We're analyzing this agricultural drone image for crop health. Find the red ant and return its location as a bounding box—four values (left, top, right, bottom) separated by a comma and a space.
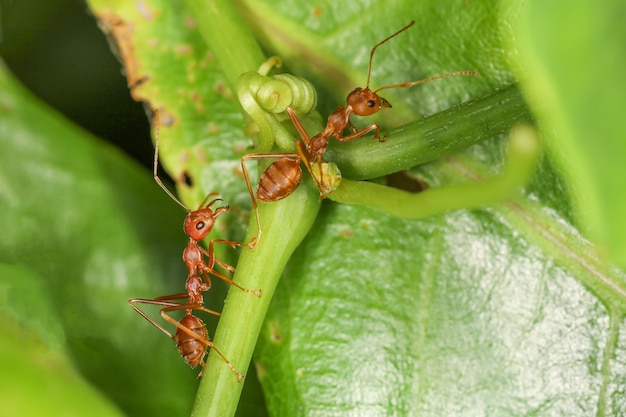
149, 111, 262, 295
242, 20, 479, 200
129, 110, 261, 381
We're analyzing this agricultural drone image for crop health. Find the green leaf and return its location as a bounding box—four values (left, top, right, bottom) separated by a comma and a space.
0, 264, 125, 417
0, 65, 209, 416
3, 0, 626, 416
506, 0, 626, 269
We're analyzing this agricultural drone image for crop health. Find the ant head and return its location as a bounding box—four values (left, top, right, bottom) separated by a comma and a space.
183, 203, 229, 241
347, 21, 415, 117
346, 87, 392, 117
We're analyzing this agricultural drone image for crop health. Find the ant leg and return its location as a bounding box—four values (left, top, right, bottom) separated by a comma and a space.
335, 123, 385, 142
205, 238, 239, 273
295, 140, 326, 198
238, 153, 268, 248
240, 153, 260, 213
346, 119, 358, 134
195, 243, 260, 296
285, 106, 312, 146
188, 238, 259, 295
129, 297, 221, 339
198, 262, 262, 297
155, 293, 222, 317
129, 298, 176, 338
160, 307, 244, 382
213, 257, 236, 274
285, 106, 333, 197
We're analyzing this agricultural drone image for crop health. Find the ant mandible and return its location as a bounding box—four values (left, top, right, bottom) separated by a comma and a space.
242, 20, 479, 201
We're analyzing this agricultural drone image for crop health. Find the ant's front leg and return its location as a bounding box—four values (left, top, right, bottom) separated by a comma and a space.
334, 123, 384, 143
346, 118, 358, 134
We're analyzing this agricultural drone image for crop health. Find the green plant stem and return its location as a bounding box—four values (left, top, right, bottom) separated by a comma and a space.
179, 2, 323, 416
328, 124, 541, 218
192, 183, 321, 417
325, 84, 532, 179
182, 0, 266, 92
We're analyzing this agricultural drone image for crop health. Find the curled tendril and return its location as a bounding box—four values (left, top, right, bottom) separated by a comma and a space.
237, 57, 318, 153
268, 74, 317, 115
257, 56, 283, 76
253, 78, 295, 114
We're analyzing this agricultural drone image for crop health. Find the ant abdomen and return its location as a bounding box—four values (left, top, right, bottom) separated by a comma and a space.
176, 314, 209, 368
257, 157, 302, 202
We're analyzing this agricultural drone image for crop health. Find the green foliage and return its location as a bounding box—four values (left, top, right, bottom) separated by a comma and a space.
507, 0, 626, 268
1, 0, 625, 417
0, 66, 199, 416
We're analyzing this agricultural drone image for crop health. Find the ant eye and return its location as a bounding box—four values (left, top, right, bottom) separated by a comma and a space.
196, 221, 205, 230
367, 100, 376, 108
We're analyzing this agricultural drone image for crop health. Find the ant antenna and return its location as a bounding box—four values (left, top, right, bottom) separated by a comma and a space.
365, 21, 416, 88
364, 21, 479, 93
374, 71, 480, 93
152, 109, 190, 212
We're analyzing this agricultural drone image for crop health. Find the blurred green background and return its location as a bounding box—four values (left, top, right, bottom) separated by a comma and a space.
0, 0, 151, 167
2, 0, 626, 416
